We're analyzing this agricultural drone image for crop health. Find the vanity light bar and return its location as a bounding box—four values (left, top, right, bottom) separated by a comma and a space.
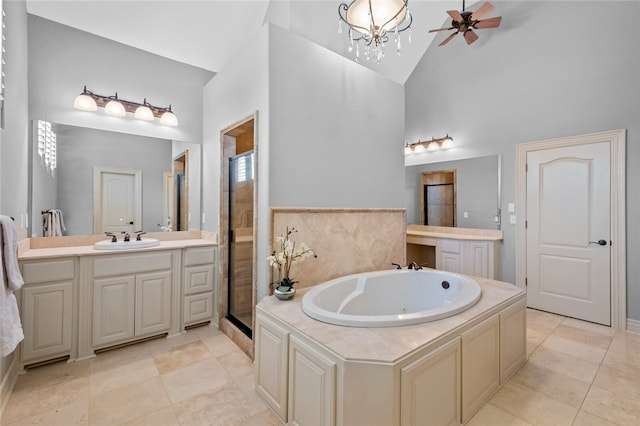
404, 134, 453, 155
73, 86, 178, 126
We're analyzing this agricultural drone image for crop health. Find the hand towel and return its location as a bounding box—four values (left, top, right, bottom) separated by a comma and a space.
0, 215, 24, 291
0, 215, 25, 356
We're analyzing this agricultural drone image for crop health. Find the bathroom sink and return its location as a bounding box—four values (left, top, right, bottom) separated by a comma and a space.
94, 238, 160, 250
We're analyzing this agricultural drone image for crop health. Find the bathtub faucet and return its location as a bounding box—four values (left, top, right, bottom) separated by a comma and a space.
408, 262, 423, 270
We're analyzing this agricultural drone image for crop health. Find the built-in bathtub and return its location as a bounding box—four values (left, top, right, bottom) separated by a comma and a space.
255, 272, 527, 425
302, 269, 481, 327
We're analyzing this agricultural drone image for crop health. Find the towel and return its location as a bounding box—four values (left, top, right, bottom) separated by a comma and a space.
0, 215, 25, 356
42, 209, 66, 237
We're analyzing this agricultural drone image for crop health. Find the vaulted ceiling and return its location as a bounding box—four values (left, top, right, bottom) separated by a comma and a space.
25, 0, 468, 84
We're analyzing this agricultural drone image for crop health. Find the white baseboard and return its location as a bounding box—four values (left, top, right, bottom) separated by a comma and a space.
626, 318, 640, 335
0, 357, 19, 414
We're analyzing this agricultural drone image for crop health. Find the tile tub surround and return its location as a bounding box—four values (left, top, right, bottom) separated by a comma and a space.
2, 310, 640, 424
270, 208, 407, 291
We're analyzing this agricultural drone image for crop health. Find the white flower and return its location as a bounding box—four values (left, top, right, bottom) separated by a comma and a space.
268, 227, 317, 288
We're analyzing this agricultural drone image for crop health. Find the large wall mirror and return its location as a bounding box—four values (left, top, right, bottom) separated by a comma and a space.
405, 155, 501, 230
29, 121, 202, 237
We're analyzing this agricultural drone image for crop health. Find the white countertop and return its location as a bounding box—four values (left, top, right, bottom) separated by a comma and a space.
19, 238, 216, 260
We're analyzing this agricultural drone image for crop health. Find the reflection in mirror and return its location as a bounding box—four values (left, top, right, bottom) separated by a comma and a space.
405, 155, 501, 230
29, 122, 201, 237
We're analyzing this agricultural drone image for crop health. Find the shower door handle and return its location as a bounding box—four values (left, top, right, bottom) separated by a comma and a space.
589, 239, 607, 246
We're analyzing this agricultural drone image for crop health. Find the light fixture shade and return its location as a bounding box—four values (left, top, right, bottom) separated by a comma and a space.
160, 110, 178, 126
105, 100, 126, 117
73, 94, 97, 111
427, 141, 440, 151
135, 105, 154, 121
404, 145, 413, 155
346, 0, 408, 35
413, 144, 426, 154
441, 137, 454, 149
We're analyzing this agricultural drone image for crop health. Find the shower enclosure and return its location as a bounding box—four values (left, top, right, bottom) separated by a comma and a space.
227, 151, 254, 337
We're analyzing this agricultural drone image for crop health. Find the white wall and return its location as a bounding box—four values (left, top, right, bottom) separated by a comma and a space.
405, 1, 640, 319
172, 140, 202, 231
28, 15, 213, 144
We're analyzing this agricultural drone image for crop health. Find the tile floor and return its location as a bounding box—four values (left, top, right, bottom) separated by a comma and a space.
1, 309, 639, 425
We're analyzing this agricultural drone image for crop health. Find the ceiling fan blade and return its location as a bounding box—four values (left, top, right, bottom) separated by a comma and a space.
471, 2, 495, 20
429, 27, 454, 33
439, 31, 459, 47
474, 16, 502, 29
464, 29, 479, 45
447, 10, 463, 22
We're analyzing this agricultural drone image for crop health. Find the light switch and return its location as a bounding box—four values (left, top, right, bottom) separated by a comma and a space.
508, 203, 516, 213
463, 211, 469, 218
509, 215, 517, 225
202, 213, 206, 224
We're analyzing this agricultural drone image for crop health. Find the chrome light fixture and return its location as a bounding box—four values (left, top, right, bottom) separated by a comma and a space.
73, 86, 178, 126
405, 134, 454, 155
338, 0, 412, 63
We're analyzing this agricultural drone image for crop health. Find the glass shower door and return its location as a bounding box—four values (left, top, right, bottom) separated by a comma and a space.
227, 151, 254, 337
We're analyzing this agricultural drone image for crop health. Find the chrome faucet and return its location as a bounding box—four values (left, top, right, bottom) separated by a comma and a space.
123, 232, 130, 242
135, 231, 146, 241
408, 261, 423, 270
105, 232, 117, 243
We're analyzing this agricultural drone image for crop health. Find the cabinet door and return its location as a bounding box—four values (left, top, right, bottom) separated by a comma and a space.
440, 252, 462, 273
461, 314, 500, 423
183, 264, 214, 295
289, 335, 336, 426
183, 293, 213, 325
21, 282, 72, 362
93, 276, 135, 347
439, 239, 462, 273
401, 338, 461, 426
462, 241, 492, 278
135, 271, 172, 336
255, 315, 290, 422
500, 300, 527, 383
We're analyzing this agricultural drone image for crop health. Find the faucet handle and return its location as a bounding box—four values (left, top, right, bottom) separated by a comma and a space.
135, 231, 146, 241
105, 232, 117, 242
392, 263, 402, 270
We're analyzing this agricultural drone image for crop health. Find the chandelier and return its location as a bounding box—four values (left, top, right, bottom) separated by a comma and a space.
338, 0, 412, 63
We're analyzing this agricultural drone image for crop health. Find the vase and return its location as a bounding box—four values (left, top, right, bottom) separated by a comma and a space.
274, 287, 296, 300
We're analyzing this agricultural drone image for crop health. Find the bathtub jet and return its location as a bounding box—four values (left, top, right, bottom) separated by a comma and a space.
301, 269, 481, 327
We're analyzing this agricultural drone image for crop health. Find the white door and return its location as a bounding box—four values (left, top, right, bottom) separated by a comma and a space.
94, 167, 141, 234
526, 142, 611, 325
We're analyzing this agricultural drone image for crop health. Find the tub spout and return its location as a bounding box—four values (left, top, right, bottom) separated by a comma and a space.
408, 262, 423, 270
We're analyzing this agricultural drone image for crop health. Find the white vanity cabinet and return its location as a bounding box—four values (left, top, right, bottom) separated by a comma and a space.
438, 239, 462, 273
19, 258, 76, 364
182, 246, 215, 326
90, 250, 179, 349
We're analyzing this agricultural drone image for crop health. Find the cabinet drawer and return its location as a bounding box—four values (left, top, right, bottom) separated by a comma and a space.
184, 265, 214, 295
94, 251, 173, 277
22, 259, 74, 284
184, 247, 215, 266
440, 239, 460, 254
184, 293, 213, 324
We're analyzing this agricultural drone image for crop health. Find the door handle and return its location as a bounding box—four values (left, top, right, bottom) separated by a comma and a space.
589, 239, 607, 246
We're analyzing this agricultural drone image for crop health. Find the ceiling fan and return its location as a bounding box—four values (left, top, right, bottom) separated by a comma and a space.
429, 0, 502, 47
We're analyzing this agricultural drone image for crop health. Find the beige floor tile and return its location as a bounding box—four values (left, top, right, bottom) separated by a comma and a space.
153, 340, 213, 374
592, 365, 640, 400
507, 361, 590, 408
581, 385, 640, 425
88, 377, 171, 425
191, 323, 224, 340
217, 347, 254, 379
233, 408, 285, 426
89, 341, 152, 374
3, 399, 89, 426
488, 382, 578, 426
119, 406, 180, 426
602, 349, 640, 377
173, 383, 268, 426
466, 403, 532, 426
528, 346, 600, 384
89, 357, 158, 396
145, 330, 202, 357
572, 410, 620, 426
540, 334, 607, 364
202, 333, 244, 358
608, 333, 640, 356
2, 375, 89, 424
160, 358, 231, 404
526, 309, 565, 334
14, 359, 90, 390
562, 317, 616, 337
551, 324, 613, 350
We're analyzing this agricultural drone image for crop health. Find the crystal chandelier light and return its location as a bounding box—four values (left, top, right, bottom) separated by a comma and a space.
338, 0, 412, 63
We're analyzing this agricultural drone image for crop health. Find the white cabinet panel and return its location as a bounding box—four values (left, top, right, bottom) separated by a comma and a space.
183, 293, 213, 324
255, 315, 290, 422
401, 338, 461, 426
461, 314, 500, 423
135, 271, 172, 336
93, 276, 135, 347
183, 265, 214, 295
500, 300, 527, 383
289, 336, 336, 426
21, 282, 73, 362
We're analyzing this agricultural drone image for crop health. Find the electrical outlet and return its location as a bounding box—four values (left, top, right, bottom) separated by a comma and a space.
508, 203, 516, 213
463, 211, 468, 218
509, 215, 517, 225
